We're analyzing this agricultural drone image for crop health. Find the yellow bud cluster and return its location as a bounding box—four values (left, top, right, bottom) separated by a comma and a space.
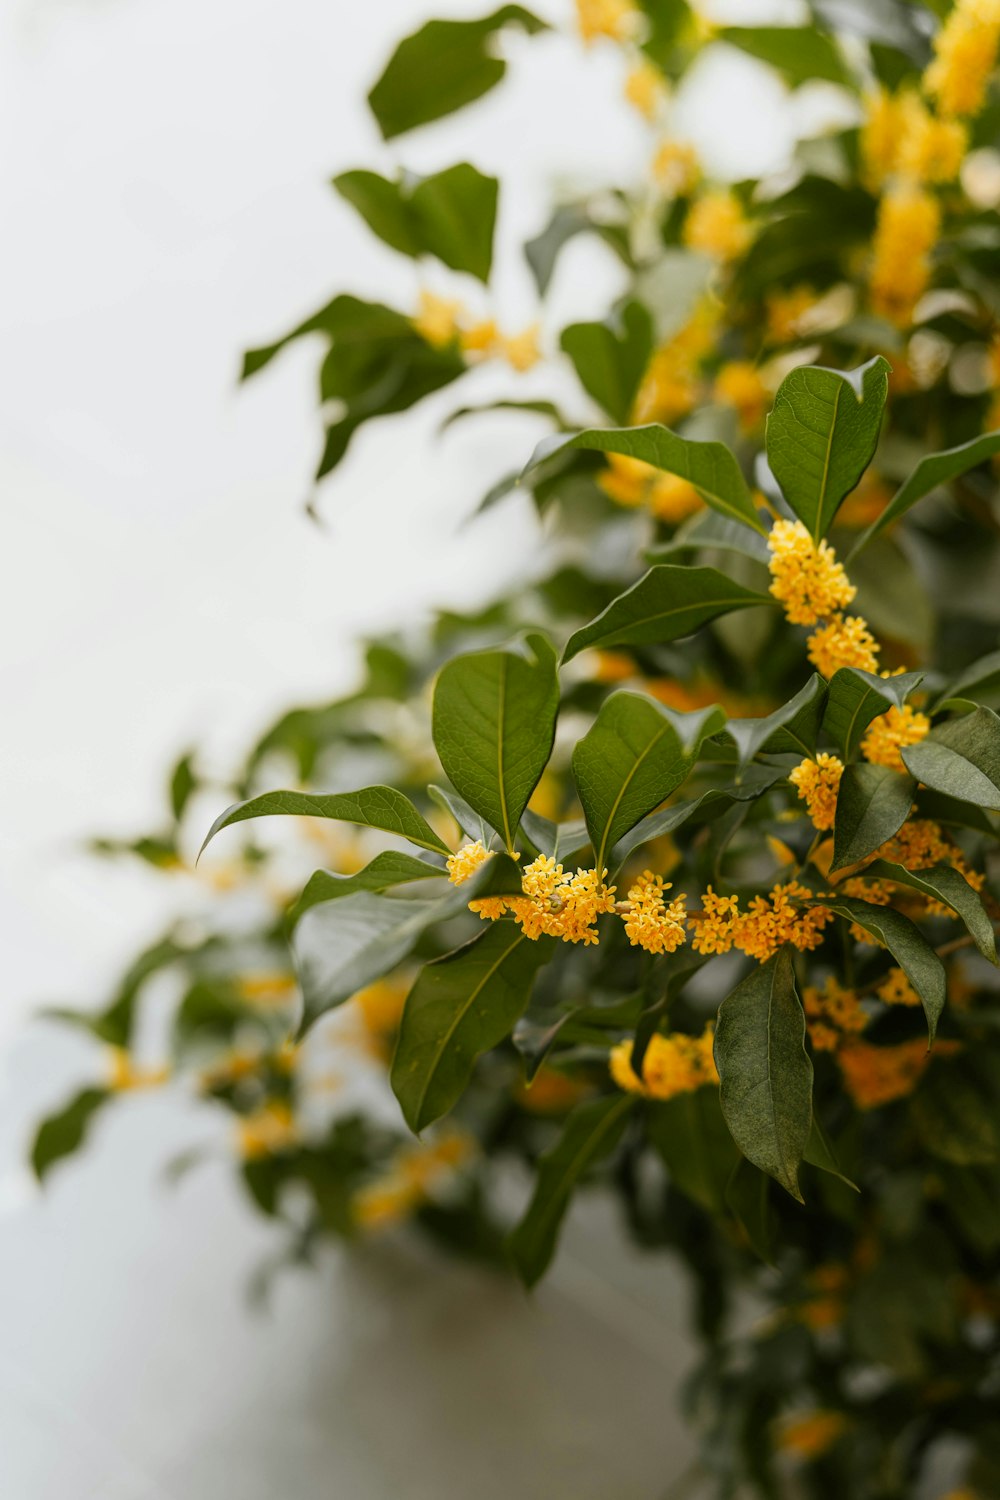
806, 615, 881, 678
803, 977, 868, 1052
789, 754, 844, 832
869, 186, 941, 327
862, 88, 968, 188
447, 839, 492, 884
623, 871, 688, 954
924, 0, 1000, 118
690, 880, 833, 963
767, 519, 857, 627
860, 703, 931, 771
631, 303, 718, 425
876, 966, 921, 1008
412, 292, 540, 370
765, 285, 818, 345
838, 1037, 945, 1109
352, 1130, 473, 1231
107, 1046, 170, 1093
609, 1023, 718, 1100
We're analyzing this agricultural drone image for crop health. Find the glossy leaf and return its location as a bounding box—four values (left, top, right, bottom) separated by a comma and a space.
560, 303, 654, 424
391, 922, 555, 1132
523, 424, 765, 532
367, 5, 548, 140
865, 859, 998, 964
831, 763, 915, 872
609, 768, 785, 869
823, 667, 924, 756
562, 566, 773, 663
821, 897, 947, 1040
334, 163, 499, 282
765, 356, 890, 541
200, 785, 451, 860
647, 1087, 741, 1215
851, 429, 1000, 557
572, 692, 722, 869
902, 706, 1000, 811
32, 1088, 110, 1182
432, 634, 559, 852
726, 675, 826, 767
714, 948, 813, 1201
290, 852, 447, 925
506, 1093, 635, 1286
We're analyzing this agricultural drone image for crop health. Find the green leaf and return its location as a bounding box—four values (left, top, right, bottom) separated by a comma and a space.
912, 1056, 1000, 1164
714, 948, 813, 1201
725, 1157, 775, 1264
200, 785, 451, 860
562, 566, 773, 663
518, 809, 591, 862
506, 1093, 635, 1286
765, 356, 890, 541
560, 303, 654, 424
367, 6, 548, 140
289, 852, 447, 925
864, 859, 998, 964
935, 648, 1000, 709
391, 922, 555, 1132
32, 1088, 110, 1181
719, 26, 850, 85
168, 750, 198, 824
821, 896, 947, 1041
572, 692, 722, 869
432, 633, 559, 853
850, 429, 1000, 556
647, 1088, 741, 1215
823, 667, 924, 756
293, 890, 464, 1032
902, 706, 1000, 811
428, 783, 492, 846
609, 768, 785, 868
523, 424, 766, 533
524, 202, 631, 296
831, 764, 916, 872
803, 1115, 859, 1192
334, 164, 499, 282
725, 675, 826, 767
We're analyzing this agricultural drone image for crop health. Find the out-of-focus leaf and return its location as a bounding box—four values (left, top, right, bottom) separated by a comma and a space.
32, 1089, 110, 1181
334, 163, 498, 282
718, 25, 850, 85
563, 566, 773, 662
851, 430, 1000, 556
200, 785, 452, 859
525, 201, 631, 295
560, 303, 654, 425
647, 1087, 741, 1215
290, 852, 447, 925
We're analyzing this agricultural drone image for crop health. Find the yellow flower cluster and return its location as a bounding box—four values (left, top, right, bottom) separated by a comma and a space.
877, 966, 921, 1008
860, 703, 931, 771
789, 754, 844, 832
597, 452, 704, 523
869, 186, 941, 326
807, 614, 881, 678
837, 1037, 940, 1109
610, 1023, 718, 1099
651, 139, 700, 195
803, 977, 868, 1052
776, 1410, 848, 1460
412, 291, 540, 370
236, 1099, 298, 1160
517, 858, 617, 943
861, 88, 968, 187
623, 871, 688, 953
682, 191, 752, 262
575, 0, 638, 44
690, 881, 833, 962
767, 519, 857, 626
352, 1131, 472, 1231
447, 838, 492, 884
925, 0, 1000, 117
713, 360, 769, 431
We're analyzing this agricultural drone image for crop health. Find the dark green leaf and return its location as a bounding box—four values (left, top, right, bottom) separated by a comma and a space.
391, 922, 555, 1132
726, 675, 826, 766
433, 633, 559, 852
367, 6, 548, 140
562, 566, 773, 663
560, 303, 654, 425
428, 783, 492, 845
851, 429, 1000, 556
821, 896, 946, 1040
803, 1115, 859, 1191
200, 785, 451, 860
32, 1088, 110, 1181
506, 1093, 635, 1286
523, 424, 765, 533
864, 859, 998, 964
609, 768, 785, 868
831, 763, 915, 871
572, 692, 722, 869
765, 357, 890, 541
334, 163, 499, 282
524, 202, 631, 296
902, 706, 1000, 811
289, 852, 447, 925
912, 1056, 1000, 1163
714, 948, 813, 1200
936, 648, 1000, 709
168, 751, 198, 824
647, 1087, 741, 1215
823, 667, 924, 755
725, 1157, 776, 1263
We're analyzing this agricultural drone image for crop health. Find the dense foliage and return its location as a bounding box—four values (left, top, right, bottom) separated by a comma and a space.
38, 1, 1000, 1494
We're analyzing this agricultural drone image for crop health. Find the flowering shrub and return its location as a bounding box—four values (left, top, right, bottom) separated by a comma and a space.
36, 1, 1000, 1493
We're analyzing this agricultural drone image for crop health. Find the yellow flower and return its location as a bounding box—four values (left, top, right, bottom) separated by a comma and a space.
690, 881, 832, 962
474, 855, 616, 944
625, 59, 666, 120
648, 472, 704, 523
713, 360, 768, 431
352, 1131, 473, 1230
598, 451, 655, 508
107, 1047, 169, 1092
924, 0, 1000, 117
869, 186, 941, 327
765, 285, 818, 344
861, 703, 930, 771
651, 139, 700, 195
777, 1410, 848, 1460
412, 289, 462, 348
447, 839, 492, 884
803, 976, 868, 1051
690, 885, 741, 955
631, 304, 717, 423
683, 191, 752, 262
459, 318, 499, 357
236, 1100, 298, 1160
235, 972, 298, 1007
877, 966, 921, 1008
838, 1037, 948, 1109
575, 0, 638, 43
807, 615, 880, 678
623, 871, 688, 953
610, 1024, 718, 1100
896, 94, 968, 183
789, 753, 844, 832
768, 519, 857, 626
860, 87, 902, 189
